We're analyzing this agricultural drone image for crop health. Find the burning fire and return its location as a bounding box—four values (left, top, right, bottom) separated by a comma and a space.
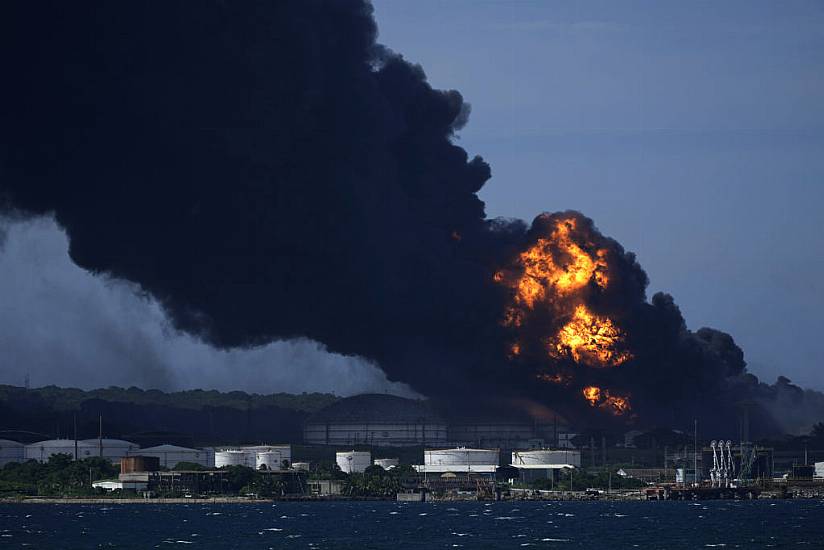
501, 217, 610, 310
582, 386, 631, 416
550, 305, 630, 367
496, 213, 634, 414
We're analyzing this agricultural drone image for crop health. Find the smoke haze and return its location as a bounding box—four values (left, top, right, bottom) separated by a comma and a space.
0, 216, 415, 397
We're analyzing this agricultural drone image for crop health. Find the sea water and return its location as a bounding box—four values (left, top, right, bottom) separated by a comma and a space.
1, 500, 823, 548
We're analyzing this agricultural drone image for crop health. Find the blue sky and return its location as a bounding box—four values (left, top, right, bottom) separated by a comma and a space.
373, 0, 824, 389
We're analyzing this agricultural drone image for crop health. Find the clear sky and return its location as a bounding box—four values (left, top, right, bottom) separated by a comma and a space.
371, 0, 824, 390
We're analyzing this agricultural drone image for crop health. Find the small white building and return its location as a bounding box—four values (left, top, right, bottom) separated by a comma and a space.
292, 462, 310, 472
815, 461, 824, 479
93, 479, 147, 491
0, 440, 24, 467
336, 451, 371, 473
129, 445, 214, 469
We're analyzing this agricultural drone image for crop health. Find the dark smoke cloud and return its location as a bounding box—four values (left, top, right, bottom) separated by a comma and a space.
0, 216, 414, 396
1, 0, 821, 435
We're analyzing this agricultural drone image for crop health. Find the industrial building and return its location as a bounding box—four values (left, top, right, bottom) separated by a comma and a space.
0, 439, 24, 467
336, 450, 371, 473
304, 394, 447, 447
128, 444, 214, 469
414, 447, 500, 475
816, 462, 824, 478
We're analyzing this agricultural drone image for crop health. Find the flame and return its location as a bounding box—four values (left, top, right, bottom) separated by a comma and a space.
538, 373, 570, 385
550, 305, 630, 367
582, 386, 631, 415
511, 217, 609, 309
603, 395, 631, 415
582, 386, 601, 405
495, 213, 635, 418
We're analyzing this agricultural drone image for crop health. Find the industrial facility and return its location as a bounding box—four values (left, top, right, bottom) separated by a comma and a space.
303, 394, 575, 449
303, 394, 447, 447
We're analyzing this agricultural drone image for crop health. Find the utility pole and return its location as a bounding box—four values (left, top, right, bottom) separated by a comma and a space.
73, 414, 78, 461
694, 419, 698, 487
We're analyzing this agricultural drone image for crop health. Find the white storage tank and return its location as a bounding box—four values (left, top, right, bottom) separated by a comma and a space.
244, 445, 291, 468
425, 448, 500, 467
373, 458, 399, 470
336, 450, 371, 473
130, 445, 213, 469
255, 451, 284, 470
80, 439, 140, 462
511, 449, 581, 468
215, 449, 255, 468
0, 440, 24, 467
24, 439, 97, 462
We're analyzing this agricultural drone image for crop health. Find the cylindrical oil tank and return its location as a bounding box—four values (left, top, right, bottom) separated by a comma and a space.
425, 448, 500, 467
80, 439, 140, 462
244, 445, 291, 467
24, 439, 97, 462
511, 449, 581, 467
255, 451, 283, 470
0, 440, 24, 467
215, 449, 255, 468
373, 458, 399, 470
336, 451, 371, 473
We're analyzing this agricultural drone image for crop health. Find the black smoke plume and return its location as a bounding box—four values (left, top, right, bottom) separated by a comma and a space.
0, 0, 819, 437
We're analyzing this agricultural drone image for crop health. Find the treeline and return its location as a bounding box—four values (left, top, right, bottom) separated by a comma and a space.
0, 385, 339, 446
0, 455, 118, 497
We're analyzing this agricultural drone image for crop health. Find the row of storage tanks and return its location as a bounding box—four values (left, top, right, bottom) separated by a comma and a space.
335, 448, 582, 474
0, 439, 292, 470
2, 438, 580, 474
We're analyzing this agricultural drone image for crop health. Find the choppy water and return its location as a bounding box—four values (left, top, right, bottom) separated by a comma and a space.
1, 500, 823, 549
